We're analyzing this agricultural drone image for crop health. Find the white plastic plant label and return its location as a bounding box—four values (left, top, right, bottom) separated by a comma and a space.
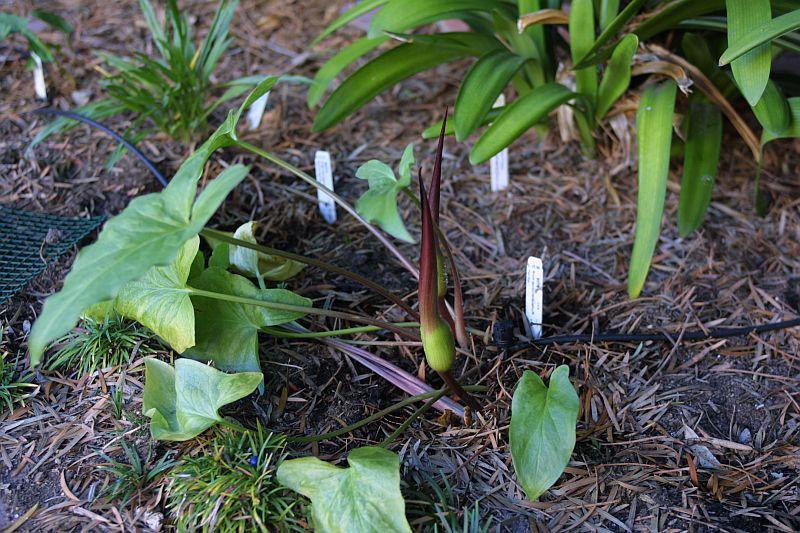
246, 91, 270, 130
525, 256, 543, 339
32, 52, 47, 100
490, 94, 509, 192
314, 150, 337, 224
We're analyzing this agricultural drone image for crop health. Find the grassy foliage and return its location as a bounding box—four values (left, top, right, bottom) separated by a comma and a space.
98, 440, 178, 504
32, 0, 264, 148
47, 315, 156, 376
167, 425, 304, 532
0, 351, 36, 414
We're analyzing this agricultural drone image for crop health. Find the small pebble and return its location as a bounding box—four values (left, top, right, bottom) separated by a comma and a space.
739, 428, 752, 444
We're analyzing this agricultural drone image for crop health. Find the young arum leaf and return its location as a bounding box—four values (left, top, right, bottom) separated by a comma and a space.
28, 77, 277, 366
277, 446, 411, 533
510, 366, 579, 501
761, 96, 800, 145
725, 0, 772, 106
719, 8, 800, 66
308, 36, 388, 108
367, 0, 508, 39
143, 357, 262, 441
569, 0, 598, 109
312, 38, 480, 132
225, 222, 305, 281
355, 143, 416, 243
470, 83, 577, 164
596, 34, 638, 120
114, 236, 199, 353
186, 267, 311, 374
312, 0, 388, 45
454, 50, 527, 141
628, 80, 677, 298
678, 94, 723, 237
752, 80, 791, 135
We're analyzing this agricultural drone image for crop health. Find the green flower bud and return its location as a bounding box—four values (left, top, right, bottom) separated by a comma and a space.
420, 319, 454, 373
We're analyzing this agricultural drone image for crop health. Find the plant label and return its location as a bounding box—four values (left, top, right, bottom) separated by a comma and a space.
32, 52, 47, 101
490, 94, 509, 192
314, 150, 337, 224
525, 256, 543, 339
246, 91, 270, 130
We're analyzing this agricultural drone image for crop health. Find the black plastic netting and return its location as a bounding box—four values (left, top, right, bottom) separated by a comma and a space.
0, 206, 105, 306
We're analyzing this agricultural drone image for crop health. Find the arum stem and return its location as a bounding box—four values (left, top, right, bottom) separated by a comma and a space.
186, 286, 418, 340
234, 140, 419, 278
439, 371, 481, 412
378, 389, 446, 448
261, 322, 419, 339
200, 228, 418, 320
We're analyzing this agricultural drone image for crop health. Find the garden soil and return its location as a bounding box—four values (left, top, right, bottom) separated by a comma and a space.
1, 0, 798, 531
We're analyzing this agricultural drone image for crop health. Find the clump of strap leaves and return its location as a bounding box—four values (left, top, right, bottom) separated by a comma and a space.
29, 78, 580, 529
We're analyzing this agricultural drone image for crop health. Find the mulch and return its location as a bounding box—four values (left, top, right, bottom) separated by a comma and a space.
1, 0, 799, 531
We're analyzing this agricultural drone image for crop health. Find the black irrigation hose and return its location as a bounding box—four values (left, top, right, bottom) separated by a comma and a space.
33, 110, 800, 351
504, 316, 800, 351
32, 108, 169, 188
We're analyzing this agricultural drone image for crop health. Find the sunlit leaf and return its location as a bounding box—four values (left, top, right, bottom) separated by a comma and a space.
569, 0, 598, 109
28, 77, 278, 365
678, 94, 723, 236
143, 358, 262, 441
312, 0, 388, 45
114, 237, 199, 353
510, 366, 579, 501
277, 446, 412, 533
628, 81, 677, 298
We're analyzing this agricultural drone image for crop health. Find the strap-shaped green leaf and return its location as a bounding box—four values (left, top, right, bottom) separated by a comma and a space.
725, 0, 772, 106
470, 83, 577, 164
312, 0, 388, 45
628, 81, 677, 298
596, 34, 638, 120
635, 0, 725, 41
761, 96, 800, 144
368, 0, 507, 38
454, 50, 526, 140
753, 80, 791, 134
678, 94, 723, 237
599, 0, 620, 30
510, 366, 579, 501
312, 40, 472, 132
143, 358, 262, 441
277, 447, 412, 533
573, 0, 647, 68
720, 8, 800, 65
569, 0, 598, 108
308, 36, 388, 108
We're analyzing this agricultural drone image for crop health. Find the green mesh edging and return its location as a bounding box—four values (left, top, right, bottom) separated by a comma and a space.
0, 206, 105, 306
